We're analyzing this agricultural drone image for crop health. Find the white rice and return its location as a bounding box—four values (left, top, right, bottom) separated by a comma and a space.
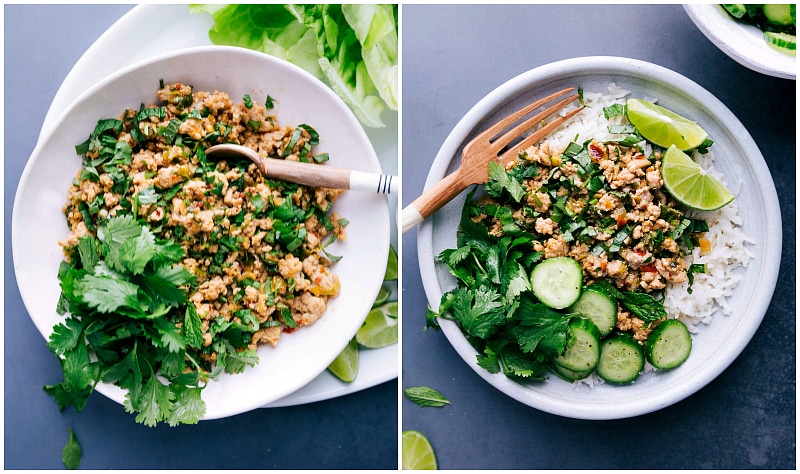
534, 84, 754, 386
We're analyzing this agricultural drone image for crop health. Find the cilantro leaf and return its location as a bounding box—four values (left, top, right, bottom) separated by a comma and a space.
47, 318, 83, 356
447, 286, 506, 339
167, 386, 206, 426
76, 274, 142, 313
486, 160, 525, 202
221, 349, 259, 374
131, 370, 175, 427
117, 226, 157, 274
512, 295, 573, 357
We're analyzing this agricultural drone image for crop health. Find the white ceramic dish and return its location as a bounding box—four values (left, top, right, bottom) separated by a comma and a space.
684, 4, 795, 80
36, 4, 398, 408
417, 56, 781, 420
13, 45, 390, 420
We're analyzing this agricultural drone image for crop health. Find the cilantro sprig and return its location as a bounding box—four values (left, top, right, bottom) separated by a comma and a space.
46, 215, 210, 426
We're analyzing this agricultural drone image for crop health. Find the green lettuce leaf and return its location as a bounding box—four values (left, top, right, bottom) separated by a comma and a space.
190, 4, 398, 128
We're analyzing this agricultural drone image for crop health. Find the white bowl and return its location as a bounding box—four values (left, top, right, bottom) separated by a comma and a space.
417, 56, 781, 420
12, 45, 390, 420
684, 4, 796, 80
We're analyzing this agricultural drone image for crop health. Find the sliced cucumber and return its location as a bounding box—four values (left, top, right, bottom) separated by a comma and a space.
530, 257, 583, 309
596, 333, 644, 384
764, 31, 797, 55
553, 318, 601, 373
567, 289, 617, 337
722, 4, 747, 19
763, 4, 793, 25
645, 319, 692, 370
550, 362, 593, 382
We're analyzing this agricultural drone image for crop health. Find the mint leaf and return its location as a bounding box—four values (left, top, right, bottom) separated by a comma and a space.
62, 428, 82, 470
183, 304, 204, 349
403, 386, 451, 407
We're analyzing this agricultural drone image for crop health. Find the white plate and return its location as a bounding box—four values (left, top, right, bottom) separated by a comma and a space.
37, 4, 398, 408
14, 45, 390, 420
417, 56, 781, 420
684, 4, 796, 80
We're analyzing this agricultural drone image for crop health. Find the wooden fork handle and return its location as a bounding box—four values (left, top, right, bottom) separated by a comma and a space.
256, 157, 398, 195
401, 167, 472, 234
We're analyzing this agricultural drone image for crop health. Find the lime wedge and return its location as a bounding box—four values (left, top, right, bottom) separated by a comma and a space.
661, 145, 734, 211
356, 302, 398, 348
402, 430, 437, 470
626, 98, 709, 151
384, 245, 398, 281
327, 336, 359, 383
373, 284, 392, 308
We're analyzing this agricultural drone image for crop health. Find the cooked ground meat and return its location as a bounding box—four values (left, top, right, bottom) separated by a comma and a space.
471, 140, 693, 339
59, 82, 346, 369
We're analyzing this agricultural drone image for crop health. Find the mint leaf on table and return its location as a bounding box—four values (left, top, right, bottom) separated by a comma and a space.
403, 386, 451, 408
62, 428, 82, 470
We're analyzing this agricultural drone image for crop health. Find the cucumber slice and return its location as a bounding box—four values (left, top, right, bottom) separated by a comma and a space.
764, 31, 797, 55
530, 257, 583, 309
763, 4, 793, 25
596, 333, 644, 384
567, 289, 617, 337
553, 318, 601, 373
645, 319, 692, 370
550, 362, 593, 382
722, 4, 747, 19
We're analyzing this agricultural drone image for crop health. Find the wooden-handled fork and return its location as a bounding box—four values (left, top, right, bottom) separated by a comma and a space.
401, 87, 584, 234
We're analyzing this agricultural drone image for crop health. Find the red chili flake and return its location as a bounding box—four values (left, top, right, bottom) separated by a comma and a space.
641, 264, 657, 273
588, 143, 606, 162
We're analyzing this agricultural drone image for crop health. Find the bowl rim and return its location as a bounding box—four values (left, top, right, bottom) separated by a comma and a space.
12, 44, 390, 419
683, 4, 796, 80
417, 55, 781, 420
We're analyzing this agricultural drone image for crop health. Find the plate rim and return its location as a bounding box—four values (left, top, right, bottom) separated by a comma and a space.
13, 44, 391, 420
33, 3, 398, 409
417, 55, 781, 420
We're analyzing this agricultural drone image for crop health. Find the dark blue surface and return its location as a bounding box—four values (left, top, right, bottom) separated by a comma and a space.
4, 5, 397, 470
401, 4, 795, 470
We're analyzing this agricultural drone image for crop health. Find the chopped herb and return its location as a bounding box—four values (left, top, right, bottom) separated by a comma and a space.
403, 386, 451, 407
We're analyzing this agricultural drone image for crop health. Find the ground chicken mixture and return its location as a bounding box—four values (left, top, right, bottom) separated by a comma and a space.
470, 140, 692, 341
59, 82, 346, 368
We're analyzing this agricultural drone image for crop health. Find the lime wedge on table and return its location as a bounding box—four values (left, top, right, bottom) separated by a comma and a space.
626, 98, 708, 151
661, 145, 734, 211
327, 336, 359, 383
402, 430, 437, 470
384, 245, 398, 281
356, 302, 398, 348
